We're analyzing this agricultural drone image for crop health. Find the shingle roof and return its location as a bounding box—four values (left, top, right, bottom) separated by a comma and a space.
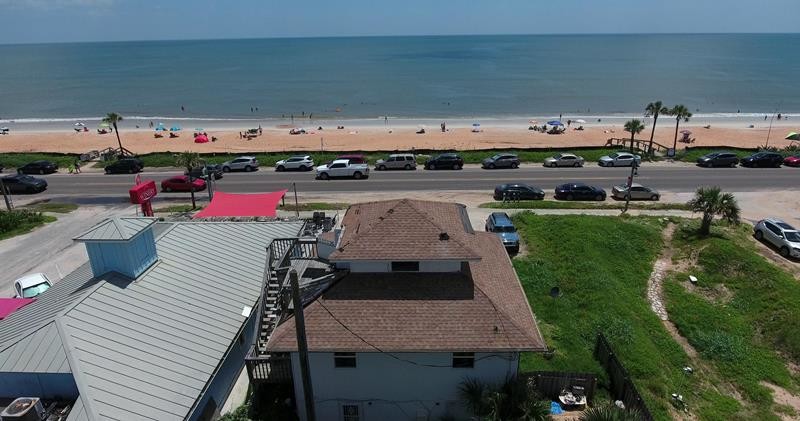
74, 217, 158, 242
0, 220, 305, 421
329, 199, 480, 261
268, 201, 545, 353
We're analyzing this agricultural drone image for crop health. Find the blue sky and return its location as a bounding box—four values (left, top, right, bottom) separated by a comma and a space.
1, 0, 798, 44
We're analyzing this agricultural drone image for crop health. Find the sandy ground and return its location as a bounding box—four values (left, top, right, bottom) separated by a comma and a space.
1, 123, 797, 154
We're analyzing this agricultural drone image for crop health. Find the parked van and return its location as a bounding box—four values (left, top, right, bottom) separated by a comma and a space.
375, 154, 417, 170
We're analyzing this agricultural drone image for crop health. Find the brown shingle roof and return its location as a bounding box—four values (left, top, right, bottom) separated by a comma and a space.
329, 199, 480, 261
267, 200, 546, 353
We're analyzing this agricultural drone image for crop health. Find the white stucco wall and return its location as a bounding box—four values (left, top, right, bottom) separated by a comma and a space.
340, 260, 462, 273
291, 351, 519, 421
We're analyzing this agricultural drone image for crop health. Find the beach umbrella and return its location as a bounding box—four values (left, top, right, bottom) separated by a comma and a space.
98, 122, 110, 128
155, 126, 166, 131
574, 119, 586, 124
170, 125, 182, 131
681, 130, 692, 135
529, 120, 538, 124
548, 120, 564, 126
74, 122, 85, 127
786, 132, 799, 141
195, 128, 204, 131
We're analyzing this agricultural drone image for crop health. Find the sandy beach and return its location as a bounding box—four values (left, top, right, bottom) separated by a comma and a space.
0, 120, 797, 154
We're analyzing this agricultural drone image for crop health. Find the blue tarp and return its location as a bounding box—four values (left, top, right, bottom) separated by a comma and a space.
548, 120, 564, 126
550, 401, 564, 415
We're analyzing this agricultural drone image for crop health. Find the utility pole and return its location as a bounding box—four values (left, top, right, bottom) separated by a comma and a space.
766, 109, 778, 148
293, 182, 300, 218
290, 269, 316, 421
623, 160, 639, 213
0, 179, 11, 211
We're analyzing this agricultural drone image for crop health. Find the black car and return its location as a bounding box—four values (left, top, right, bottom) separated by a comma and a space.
105, 158, 143, 174
482, 154, 520, 169
494, 183, 545, 200
425, 153, 464, 170
0, 174, 47, 194
554, 183, 606, 201
740, 152, 783, 168
18, 160, 58, 175
696, 152, 739, 168
187, 164, 224, 180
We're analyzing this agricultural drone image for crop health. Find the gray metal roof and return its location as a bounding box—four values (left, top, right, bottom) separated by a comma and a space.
0, 220, 303, 421
66, 395, 89, 421
74, 217, 157, 242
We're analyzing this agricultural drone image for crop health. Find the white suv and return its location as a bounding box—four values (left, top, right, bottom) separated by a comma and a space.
275, 155, 314, 172
222, 156, 259, 172
754, 218, 800, 258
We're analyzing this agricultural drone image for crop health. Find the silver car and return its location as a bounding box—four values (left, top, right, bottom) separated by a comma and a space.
222, 156, 259, 172
754, 218, 800, 258
543, 153, 584, 167
375, 154, 416, 170
611, 183, 660, 200
598, 152, 641, 167
275, 155, 314, 171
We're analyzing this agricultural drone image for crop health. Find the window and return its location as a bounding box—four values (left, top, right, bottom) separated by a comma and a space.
766, 223, 781, 235
334, 352, 357, 368
453, 352, 475, 368
342, 404, 360, 421
391, 261, 419, 272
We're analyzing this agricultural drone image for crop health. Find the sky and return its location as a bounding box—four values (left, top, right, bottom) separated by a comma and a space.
1, 0, 799, 44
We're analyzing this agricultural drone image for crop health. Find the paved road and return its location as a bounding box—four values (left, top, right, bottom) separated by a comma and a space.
17, 164, 800, 198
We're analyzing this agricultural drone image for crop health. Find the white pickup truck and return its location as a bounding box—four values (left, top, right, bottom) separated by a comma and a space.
315, 159, 370, 180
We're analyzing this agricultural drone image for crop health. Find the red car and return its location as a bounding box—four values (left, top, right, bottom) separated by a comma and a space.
161, 176, 206, 192
783, 155, 800, 167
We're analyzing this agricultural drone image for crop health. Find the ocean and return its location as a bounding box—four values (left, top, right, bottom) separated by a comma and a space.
1, 33, 798, 126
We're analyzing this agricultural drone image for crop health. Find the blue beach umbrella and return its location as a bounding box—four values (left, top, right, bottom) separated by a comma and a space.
170, 125, 182, 131
548, 120, 564, 126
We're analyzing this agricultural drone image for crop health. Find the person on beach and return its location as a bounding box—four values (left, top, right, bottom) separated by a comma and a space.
181, 106, 185, 112
74, 160, 81, 174
778, 113, 782, 120
567, 119, 572, 128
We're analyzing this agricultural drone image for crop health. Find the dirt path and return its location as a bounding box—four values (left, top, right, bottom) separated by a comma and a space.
761, 382, 800, 420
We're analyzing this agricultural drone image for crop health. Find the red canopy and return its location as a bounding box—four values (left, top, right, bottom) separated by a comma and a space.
194, 190, 287, 218
194, 134, 209, 143
0, 298, 34, 319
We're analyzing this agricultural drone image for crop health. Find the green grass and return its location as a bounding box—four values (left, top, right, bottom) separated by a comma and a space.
0, 210, 56, 240
512, 214, 687, 420
133, 147, 630, 167
481, 201, 691, 211
662, 221, 800, 417
152, 204, 204, 213
23, 201, 78, 213
278, 202, 347, 212
0, 153, 81, 169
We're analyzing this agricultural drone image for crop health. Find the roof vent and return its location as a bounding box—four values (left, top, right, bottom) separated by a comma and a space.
439, 232, 449, 241
387, 208, 394, 214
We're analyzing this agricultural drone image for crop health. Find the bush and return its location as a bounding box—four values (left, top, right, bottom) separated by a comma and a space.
0, 209, 53, 240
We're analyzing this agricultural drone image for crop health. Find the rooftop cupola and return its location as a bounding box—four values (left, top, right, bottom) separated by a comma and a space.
74, 217, 159, 278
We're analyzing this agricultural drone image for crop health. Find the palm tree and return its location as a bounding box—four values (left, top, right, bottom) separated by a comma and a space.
175, 151, 202, 209
102, 112, 124, 154
687, 186, 740, 236
458, 377, 551, 421
644, 101, 669, 157
669, 105, 693, 152
579, 405, 643, 421
623, 119, 645, 152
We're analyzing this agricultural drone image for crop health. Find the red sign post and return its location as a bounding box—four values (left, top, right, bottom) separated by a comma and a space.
129, 180, 157, 217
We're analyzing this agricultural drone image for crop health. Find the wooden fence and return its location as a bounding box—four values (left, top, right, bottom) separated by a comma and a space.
594, 334, 654, 420
523, 371, 597, 403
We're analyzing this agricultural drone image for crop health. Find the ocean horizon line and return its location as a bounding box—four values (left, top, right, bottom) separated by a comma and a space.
1, 31, 798, 47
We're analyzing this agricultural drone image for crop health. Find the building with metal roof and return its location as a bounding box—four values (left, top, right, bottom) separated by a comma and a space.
0, 218, 304, 421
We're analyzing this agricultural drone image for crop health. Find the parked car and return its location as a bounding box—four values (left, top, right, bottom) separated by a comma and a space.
482, 154, 520, 169
598, 152, 641, 167
315, 159, 370, 180
754, 218, 800, 258
485, 212, 520, 253
611, 183, 660, 201
425, 153, 464, 170
0, 164, 4, 173
543, 153, 584, 167
105, 158, 143, 174
696, 152, 739, 167
276, 155, 314, 172
493, 184, 545, 201
18, 160, 58, 175
187, 164, 224, 180
375, 154, 416, 170
14, 273, 52, 298
335, 154, 367, 164
221, 156, 259, 172
554, 183, 606, 201
783, 155, 800, 167
161, 175, 207, 192
0, 174, 47, 194
740, 152, 783, 168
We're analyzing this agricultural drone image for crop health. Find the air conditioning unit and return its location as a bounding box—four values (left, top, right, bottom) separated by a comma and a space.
0, 397, 45, 421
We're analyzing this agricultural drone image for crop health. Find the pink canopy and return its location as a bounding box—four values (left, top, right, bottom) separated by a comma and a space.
193, 190, 287, 218
194, 134, 209, 143
0, 298, 34, 319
